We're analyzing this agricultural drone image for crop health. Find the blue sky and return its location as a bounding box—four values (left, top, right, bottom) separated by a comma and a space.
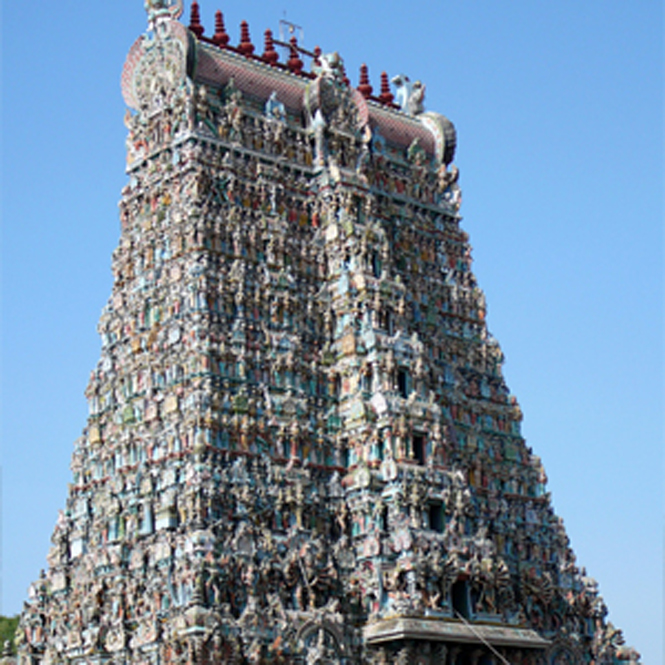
1, 0, 662, 660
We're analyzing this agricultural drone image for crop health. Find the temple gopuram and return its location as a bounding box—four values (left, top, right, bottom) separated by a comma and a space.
15, 2, 641, 663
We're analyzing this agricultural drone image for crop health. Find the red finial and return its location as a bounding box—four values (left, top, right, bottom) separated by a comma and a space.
379, 71, 394, 105
212, 10, 229, 47
262, 29, 279, 65
188, 1, 204, 38
358, 63, 373, 99
340, 62, 350, 87
313, 46, 322, 68
287, 36, 303, 75
238, 20, 255, 56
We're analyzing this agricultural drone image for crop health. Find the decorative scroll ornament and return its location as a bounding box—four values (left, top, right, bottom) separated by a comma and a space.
297, 622, 345, 664
419, 112, 457, 166
121, 20, 195, 112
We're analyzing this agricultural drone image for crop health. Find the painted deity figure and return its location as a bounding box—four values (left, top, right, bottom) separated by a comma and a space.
264, 91, 286, 122
312, 52, 345, 82
391, 74, 426, 115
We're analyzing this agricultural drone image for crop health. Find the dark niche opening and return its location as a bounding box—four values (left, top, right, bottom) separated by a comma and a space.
413, 434, 425, 465
397, 368, 409, 398
451, 579, 471, 620
428, 502, 444, 533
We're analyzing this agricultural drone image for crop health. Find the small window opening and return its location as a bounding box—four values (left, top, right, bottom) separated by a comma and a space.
362, 367, 373, 393
333, 374, 342, 399
428, 502, 444, 533
380, 307, 394, 334
371, 252, 382, 277
380, 505, 389, 532
342, 439, 350, 468
452, 580, 471, 619
397, 369, 409, 398
413, 434, 425, 465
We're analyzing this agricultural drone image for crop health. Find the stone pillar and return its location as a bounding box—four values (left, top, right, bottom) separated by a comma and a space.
470, 648, 484, 665
449, 646, 462, 665
433, 643, 449, 664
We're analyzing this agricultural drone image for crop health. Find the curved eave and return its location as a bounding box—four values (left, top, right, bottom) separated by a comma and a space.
364, 617, 551, 649
367, 100, 437, 155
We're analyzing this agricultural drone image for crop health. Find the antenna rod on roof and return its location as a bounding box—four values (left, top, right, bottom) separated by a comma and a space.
279, 18, 304, 46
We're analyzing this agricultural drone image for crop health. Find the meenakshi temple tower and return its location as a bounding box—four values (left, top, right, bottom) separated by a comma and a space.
15, 1, 640, 663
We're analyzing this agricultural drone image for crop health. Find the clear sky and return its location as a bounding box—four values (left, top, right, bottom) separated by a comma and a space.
1, 0, 662, 661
